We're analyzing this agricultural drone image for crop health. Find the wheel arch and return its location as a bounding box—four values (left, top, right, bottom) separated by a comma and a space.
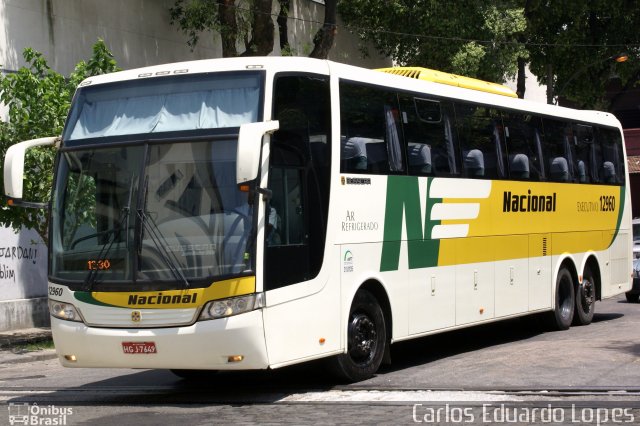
582, 253, 603, 301
357, 279, 393, 363
555, 254, 579, 293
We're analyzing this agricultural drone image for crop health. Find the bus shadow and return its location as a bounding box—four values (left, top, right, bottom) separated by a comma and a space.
379, 315, 547, 375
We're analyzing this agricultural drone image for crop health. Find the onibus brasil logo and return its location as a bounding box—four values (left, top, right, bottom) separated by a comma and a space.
8, 403, 73, 425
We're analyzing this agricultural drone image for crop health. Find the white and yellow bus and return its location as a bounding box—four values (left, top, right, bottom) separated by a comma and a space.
4, 57, 632, 382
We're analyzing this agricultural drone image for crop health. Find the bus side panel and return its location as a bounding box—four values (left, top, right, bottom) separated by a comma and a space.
408, 265, 455, 335
494, 235, 529, 317
528, 234, 552, 311
455, 238, 495, 325
262, 249, 341, 368
604, 230, 632, 297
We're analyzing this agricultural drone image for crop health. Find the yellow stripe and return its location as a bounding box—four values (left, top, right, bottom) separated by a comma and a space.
437, 181, 621, 266
90, 276, 256, 309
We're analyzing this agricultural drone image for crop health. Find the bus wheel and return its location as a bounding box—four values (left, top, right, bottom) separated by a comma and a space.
170, 369, 218, 380
573, 266, 596, 325
329, 289, 386, 382
548, 267, 575, 330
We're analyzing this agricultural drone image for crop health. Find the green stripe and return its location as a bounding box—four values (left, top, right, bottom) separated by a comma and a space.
380, 176, 440, 272
609, 185, 626, 248
74, 291, 118, 308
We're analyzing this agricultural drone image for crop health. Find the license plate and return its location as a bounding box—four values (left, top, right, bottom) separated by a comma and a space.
122, 341, 157, 354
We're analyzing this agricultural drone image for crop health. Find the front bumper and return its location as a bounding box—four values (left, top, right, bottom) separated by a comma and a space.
51, 310, 269, 370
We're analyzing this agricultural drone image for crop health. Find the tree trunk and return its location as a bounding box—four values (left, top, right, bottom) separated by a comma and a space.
516, 57, 526, 99
241, 0, 274, 56
277, 0, 291, 52
309, 0, 337, 59
218, 0, 238, 57
546, 63, 554, 104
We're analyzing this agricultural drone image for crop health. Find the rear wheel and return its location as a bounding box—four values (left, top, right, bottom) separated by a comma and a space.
329, 289, 386, 382
573, 266, 596, 325
548, 267, 575, 330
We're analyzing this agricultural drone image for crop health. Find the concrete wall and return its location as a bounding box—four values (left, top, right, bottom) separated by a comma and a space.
0, 0, 389, 75
0, 227, 48, 331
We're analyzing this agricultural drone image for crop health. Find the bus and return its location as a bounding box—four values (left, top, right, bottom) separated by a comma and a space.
4, 57, 632, 382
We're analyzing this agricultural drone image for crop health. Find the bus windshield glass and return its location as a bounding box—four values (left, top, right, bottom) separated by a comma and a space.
63, 72, 261, 143
51, 139, 255, 286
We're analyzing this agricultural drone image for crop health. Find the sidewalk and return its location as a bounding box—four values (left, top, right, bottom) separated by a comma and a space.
0, 327, 57, 364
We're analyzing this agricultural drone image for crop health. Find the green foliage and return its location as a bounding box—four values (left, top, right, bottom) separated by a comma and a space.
338, 0, 527, 83
169, 0, 263, 57
526, 0, 640, 109
0, 39, 119, 244
339, 0, 640, 109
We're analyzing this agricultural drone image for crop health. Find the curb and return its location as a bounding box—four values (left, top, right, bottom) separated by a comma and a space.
0, 349, 58, 365
0, 327, 56, 365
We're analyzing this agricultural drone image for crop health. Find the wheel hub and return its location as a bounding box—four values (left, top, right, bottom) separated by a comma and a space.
580, 278, 595, 311
348, 313, 377, 362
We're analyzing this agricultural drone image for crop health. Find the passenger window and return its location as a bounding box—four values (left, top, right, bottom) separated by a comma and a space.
541, 119, 573, 182
503, 113, 544, 181
572, 124, 598, 183
399, 96, 459, 176
598, 127, 625, 185
456, 104, 506, 179
340, 82, 404, 174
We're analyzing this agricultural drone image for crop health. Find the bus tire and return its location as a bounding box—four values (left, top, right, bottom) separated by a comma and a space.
329, 289, 386, 382
170, 369, 218, 380
548, 267, 575, 331
573, 266, 596, 325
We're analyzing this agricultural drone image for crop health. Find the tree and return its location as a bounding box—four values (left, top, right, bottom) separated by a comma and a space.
338, 0, 527, 85
170, 0, 274, 57
0, 40, 119, 244
525, 0, 640, 109
170, 0, 338, 59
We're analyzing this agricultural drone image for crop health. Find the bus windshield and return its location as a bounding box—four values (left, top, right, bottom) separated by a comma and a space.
63, 72, 261, 143
51, 139, 255, 286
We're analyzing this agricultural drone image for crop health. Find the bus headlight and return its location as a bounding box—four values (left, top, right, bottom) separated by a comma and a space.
199, 293, 263, 321
49, 300, 83, 322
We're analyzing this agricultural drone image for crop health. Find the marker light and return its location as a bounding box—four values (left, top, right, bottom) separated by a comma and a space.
49, 300, 83, 323
228, 355, 244, 363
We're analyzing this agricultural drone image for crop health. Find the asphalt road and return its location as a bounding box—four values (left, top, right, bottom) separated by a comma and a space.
1, 294, 639, 425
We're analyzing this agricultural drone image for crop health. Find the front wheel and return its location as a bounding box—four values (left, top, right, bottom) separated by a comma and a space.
328, 289, 386, 382
547, 267, 575, 330
573, 266, 596, 325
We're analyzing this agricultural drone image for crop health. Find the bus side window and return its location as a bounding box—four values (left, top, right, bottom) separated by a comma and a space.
399, 96, 459, 176
339, 82, 405, 174
573, 124, 596, 183
598, 127, 625, 185
456, 103, 506, 179
541, 118, 572, 182
503, 113, 544, 181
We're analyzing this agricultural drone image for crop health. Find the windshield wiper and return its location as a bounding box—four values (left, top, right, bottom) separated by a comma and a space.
137, 209, 190, 288
83, 206, 129, 291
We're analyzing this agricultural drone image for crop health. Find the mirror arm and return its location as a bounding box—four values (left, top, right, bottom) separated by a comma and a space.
257, 187, 272, 202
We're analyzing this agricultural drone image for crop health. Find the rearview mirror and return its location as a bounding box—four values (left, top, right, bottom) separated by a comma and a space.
4, 136, 60, 208
236, 121, 279, 185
